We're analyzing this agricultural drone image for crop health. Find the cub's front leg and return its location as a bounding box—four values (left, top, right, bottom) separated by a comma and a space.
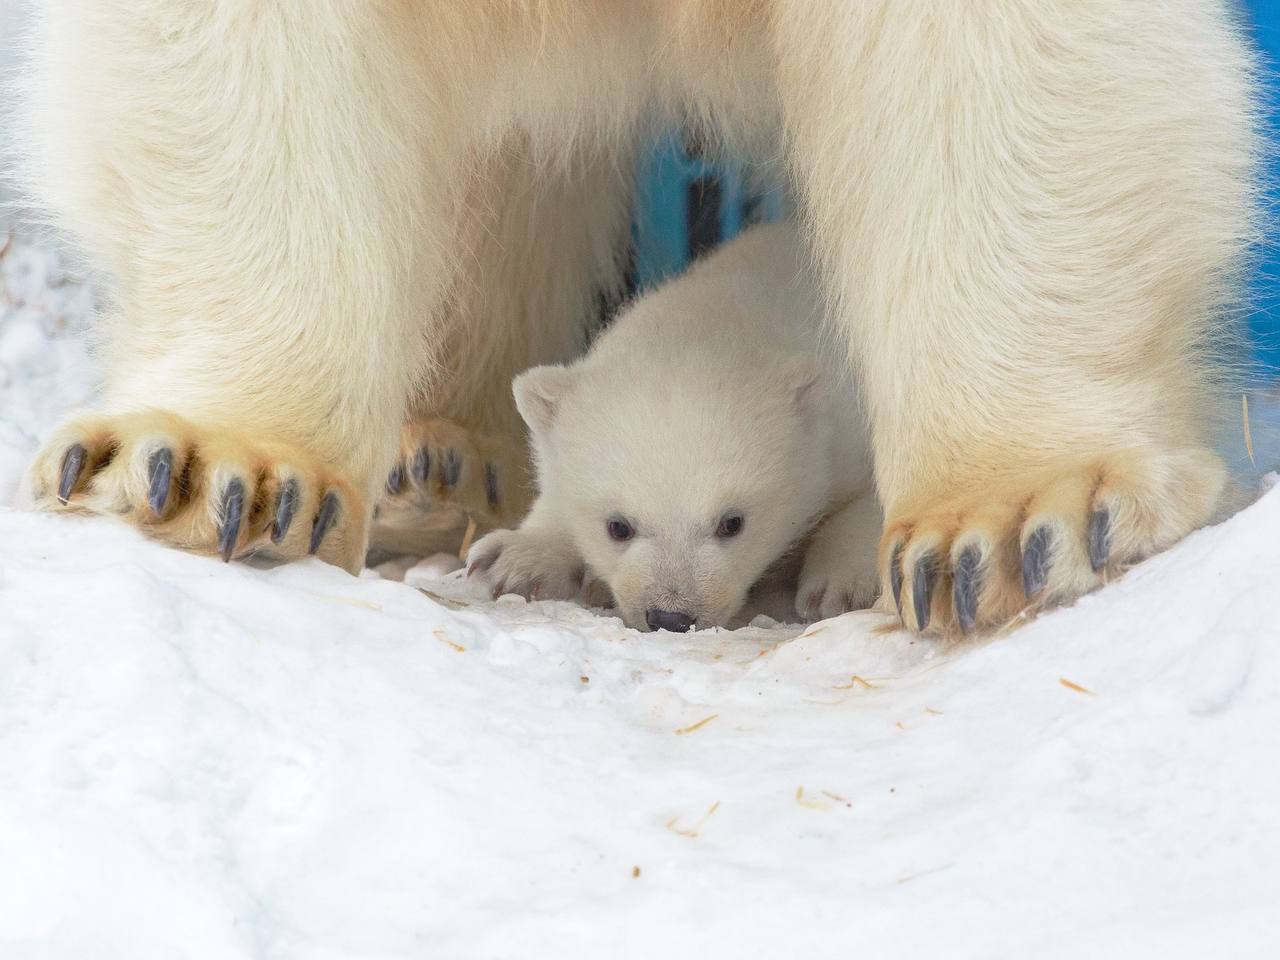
796, 492, 883, 621
466, 503, 587, 602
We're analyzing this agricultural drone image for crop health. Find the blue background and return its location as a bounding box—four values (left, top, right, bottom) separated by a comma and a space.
1246, 0, 1280, 369
633, 1, 1280, 374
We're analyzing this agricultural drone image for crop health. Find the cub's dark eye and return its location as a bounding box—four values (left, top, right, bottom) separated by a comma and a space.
606, 518, 635, 542
716, 512, 745, 539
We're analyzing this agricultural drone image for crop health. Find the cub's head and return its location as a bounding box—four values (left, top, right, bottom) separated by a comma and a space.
514, 356, 832, 631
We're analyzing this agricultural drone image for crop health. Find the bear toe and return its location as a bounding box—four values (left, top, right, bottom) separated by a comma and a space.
880, 445, 1228, 635
30, 409, 366, 572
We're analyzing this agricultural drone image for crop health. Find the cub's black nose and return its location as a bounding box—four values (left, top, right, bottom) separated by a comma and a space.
645, 608, 695, 632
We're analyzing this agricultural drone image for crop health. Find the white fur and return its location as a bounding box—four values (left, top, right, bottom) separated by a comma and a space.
470, 222, 881, 630
15, 1, 1264, 622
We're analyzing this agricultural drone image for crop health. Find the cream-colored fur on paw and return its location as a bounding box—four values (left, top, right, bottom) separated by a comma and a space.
796, 493, 884, 621
371, 417, 530, 559
467, 521, 587, 603
28, 409, 366, 572
879, 446, 1229, 636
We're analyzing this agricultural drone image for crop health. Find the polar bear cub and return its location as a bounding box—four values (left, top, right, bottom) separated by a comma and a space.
467, 222, 882, 631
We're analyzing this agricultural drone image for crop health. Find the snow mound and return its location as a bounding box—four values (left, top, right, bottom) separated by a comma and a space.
2, 237, 1279, 957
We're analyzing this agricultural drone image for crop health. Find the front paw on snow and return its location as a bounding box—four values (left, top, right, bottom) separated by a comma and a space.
795, 553, 880, 621
466, 528, 586, 602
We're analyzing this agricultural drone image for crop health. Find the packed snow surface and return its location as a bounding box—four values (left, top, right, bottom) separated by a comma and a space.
2, 238, 1279, 959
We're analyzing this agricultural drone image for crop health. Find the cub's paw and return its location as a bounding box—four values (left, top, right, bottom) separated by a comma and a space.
881, 446, 1227, 635
29, 409, 366, 572
466, 527, 586, 602
796, 495, 883, 621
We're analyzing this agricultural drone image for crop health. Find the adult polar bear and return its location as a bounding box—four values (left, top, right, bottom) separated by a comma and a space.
19, 1, 1261, 634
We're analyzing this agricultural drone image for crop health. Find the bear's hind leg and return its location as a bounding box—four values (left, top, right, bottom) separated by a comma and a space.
373, 416, 513, 562
370, 138, 637, 560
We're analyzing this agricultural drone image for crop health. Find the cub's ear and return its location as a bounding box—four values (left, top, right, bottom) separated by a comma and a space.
775, 359, 823, 417
513, 365, 578, 435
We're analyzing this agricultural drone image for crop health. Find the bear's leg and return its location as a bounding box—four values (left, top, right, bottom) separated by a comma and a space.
22, 4, 467, 572
372, 140, 636, 559
774, 1, 1260, 632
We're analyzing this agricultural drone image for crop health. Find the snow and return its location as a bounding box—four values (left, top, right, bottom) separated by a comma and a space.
5, 2, 1280, 950
3, 234, 1280, 959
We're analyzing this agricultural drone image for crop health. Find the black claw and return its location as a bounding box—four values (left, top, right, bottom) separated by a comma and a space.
1021, 525, 1053, 599
146, 447, 173, 516
484, 463, 499, 508
953, 544, 982, 634
912, 552, 938, 632
467, 550, 497, 576
411, 447, 430, 483
386, 463, 405, 495
1088, 507, 1110, 572
309, 490, 341, 555
271, 478, 299, 544
57, 443, 87, 503
889, 542, 905, 617
442, 449, 460, 488
218, 478, 246, 563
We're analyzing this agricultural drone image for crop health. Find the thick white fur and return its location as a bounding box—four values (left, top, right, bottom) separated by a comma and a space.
470, 222, 882, 629
17, 2, 1263, 621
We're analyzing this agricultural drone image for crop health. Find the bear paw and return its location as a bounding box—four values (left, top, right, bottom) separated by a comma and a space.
371, 416, 529, 559
880, 445, 1227, 635
29, 409, 367, 571
379, 417, 516, 524
796, 494, 882, 621
466, 526, 586, 602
